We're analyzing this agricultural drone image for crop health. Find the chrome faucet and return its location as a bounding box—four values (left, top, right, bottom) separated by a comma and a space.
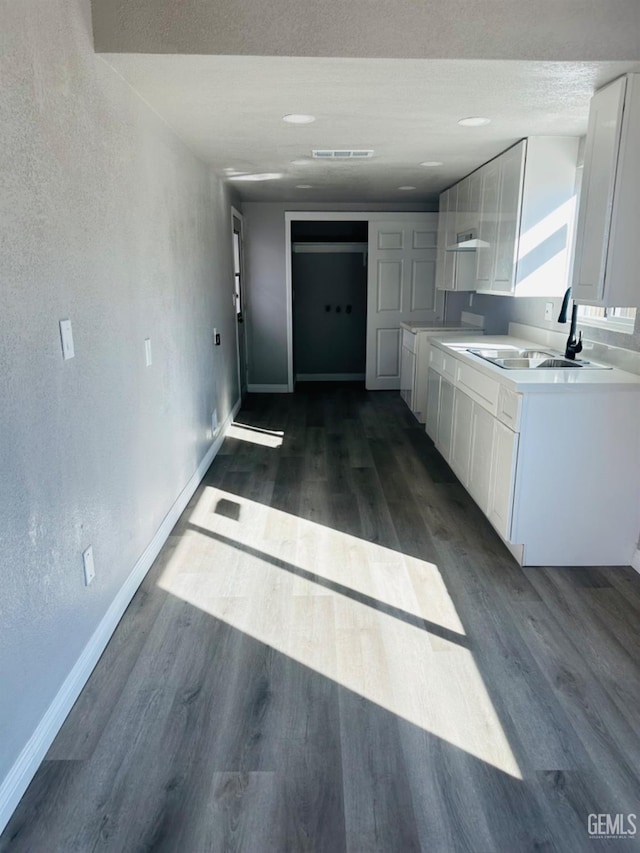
557, 287, 583, 360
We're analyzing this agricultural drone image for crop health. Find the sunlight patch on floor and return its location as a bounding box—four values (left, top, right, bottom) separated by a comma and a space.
158, 483, 522, 779
226, 423, 284, 448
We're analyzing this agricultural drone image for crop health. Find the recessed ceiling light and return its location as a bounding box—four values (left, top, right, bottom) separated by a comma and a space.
296, 184, 313, 189
228, 172, 283, 182
283, 114, 316, 124
420, 160, 444, 167
398, 186, 416, 191
458, 116, 491, 127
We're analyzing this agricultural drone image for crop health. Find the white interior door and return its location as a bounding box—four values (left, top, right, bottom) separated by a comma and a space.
366, 216, 438, 390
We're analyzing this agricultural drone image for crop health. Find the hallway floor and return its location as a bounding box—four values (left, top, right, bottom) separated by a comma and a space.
2, 385, 640, 852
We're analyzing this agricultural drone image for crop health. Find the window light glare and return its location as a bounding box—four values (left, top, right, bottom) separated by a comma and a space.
458, 116, 491, 127
420, 160, 444, 167
296, 184, 313, 189
398, 186, 416, 191
228, 172, 283, 182
282, 114, 316, 124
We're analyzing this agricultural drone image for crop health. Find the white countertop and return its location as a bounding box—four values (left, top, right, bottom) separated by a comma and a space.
431, 334, 640, 392
400, 320, 481, 334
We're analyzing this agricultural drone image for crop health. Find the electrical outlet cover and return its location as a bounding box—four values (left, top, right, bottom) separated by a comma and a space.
59, 319, 75, 360
82, 546, 95, 586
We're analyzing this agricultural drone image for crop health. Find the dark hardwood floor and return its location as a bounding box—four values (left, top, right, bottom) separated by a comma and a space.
2, 384, 640, 852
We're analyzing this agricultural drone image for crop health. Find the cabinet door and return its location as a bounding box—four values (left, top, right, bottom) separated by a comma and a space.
436, 377, 455, 461
413, 335, 430, 423
468, 169, 482, 228
456, 176, 471, 233
488, 420, 519, 541
572, 76, 627, 305
425, 368, 440, 440
435, 190, 448, 291
468, 403, 495, 513
443, 186, 457, 290
476, 160, 499, 289
400, 345, 414, 408
450, 388, 473, 485
493, 142, 525, 293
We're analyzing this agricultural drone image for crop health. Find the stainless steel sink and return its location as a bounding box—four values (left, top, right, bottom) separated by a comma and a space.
467, 348, 612, 370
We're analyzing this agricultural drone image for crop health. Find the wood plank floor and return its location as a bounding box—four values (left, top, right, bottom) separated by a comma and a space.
3, 384, 640, 852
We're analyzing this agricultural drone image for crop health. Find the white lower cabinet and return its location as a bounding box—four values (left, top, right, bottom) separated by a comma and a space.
429, 357, 521, 547
427, 340, 640, 566
487, 420, 519, 541
428, 358, 523, 551
425, 368, 440, 440
448, 387, 515, 527
468, 403, 495, 514
450, 389, 473, 483
400, 342, 415, 409
436, 377, 455, 459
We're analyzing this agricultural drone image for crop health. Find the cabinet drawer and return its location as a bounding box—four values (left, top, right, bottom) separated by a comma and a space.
402, 329, 417, 354
430, 347, 444, 371
497, 386, 522, 431
456, 362, 499, 412
441, 352, 457, 380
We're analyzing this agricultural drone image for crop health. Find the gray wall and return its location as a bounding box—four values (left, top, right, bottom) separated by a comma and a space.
0, 0, 238, 797
242, 202, 436, 386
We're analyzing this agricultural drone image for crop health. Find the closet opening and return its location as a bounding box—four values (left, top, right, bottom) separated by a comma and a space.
291, 220, 368, 385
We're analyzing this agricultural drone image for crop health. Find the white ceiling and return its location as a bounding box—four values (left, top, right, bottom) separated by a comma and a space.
92, 0, 640, 62
103, 55, 640, 202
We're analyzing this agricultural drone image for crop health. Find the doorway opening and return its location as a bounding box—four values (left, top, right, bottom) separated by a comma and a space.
291, 220, 368, 386
232, 208, 247, 400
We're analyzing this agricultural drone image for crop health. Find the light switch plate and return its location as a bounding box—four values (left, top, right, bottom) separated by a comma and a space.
82, 546, 95, 586
144, 338, 152, 366
59, 319, 75, 360
544, 302, 554, 322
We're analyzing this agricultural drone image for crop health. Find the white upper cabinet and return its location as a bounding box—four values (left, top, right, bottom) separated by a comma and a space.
573, 74, 640, 307
437, 181, 476, 292
437, 137, 579, 297
493, 142, 525, 292
456, 176, 472, 233
475, 157, 501, 290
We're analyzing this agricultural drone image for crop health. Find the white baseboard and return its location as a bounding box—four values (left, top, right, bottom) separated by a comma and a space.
295, 373, 365, 382
0, 397, 241, 836
632, 549, 640, 574
247, 384, 289, 393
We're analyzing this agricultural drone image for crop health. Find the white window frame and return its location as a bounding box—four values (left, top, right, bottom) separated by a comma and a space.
577, 305, 637, 335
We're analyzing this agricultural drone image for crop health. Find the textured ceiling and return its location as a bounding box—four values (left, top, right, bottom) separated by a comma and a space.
92, 0, 640, 62
102, 56, 640, 202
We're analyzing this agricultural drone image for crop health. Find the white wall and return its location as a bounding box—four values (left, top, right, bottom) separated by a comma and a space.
242, 201, 436, 385
0, 0, 238, 822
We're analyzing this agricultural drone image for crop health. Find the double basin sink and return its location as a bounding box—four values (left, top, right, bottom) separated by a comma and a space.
467, 347, 611, 370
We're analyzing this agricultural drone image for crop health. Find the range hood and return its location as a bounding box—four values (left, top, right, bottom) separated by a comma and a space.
446, 230, 489, 252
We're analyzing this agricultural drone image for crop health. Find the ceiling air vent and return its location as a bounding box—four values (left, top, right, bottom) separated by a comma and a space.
312, 149, 374, 160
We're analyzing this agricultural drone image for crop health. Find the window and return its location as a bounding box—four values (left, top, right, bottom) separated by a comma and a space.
577, 305, 637, 334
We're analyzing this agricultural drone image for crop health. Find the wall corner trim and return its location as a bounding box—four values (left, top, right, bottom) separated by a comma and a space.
247, 384, 290, 393
632, 549, 640, 574
0, 397, 242, 836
